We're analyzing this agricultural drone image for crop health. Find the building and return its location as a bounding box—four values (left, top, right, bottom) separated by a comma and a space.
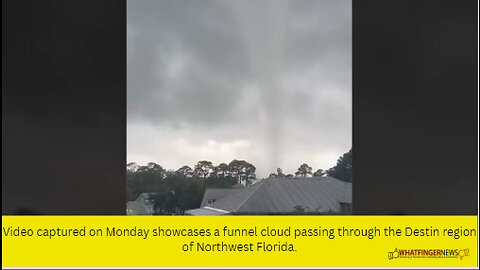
186, 176, 352, 215
126, 192, 156, 215
199, 182, 245, 207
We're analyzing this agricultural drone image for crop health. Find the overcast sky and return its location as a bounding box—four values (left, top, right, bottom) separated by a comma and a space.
127, 0, 351, 178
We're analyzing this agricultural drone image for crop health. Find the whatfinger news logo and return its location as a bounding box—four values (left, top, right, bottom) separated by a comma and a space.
388, 248, 470, 260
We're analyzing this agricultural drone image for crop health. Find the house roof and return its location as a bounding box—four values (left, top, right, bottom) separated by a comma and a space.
188, 177, 352, 215
127, 201, 149, 215
200, 188, 238, 207
232, 183, 246, 189
185, 206, 230, 216
136, 192, 157, 202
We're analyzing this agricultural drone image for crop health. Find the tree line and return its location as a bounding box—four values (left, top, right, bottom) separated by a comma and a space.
127, 148, 352, 214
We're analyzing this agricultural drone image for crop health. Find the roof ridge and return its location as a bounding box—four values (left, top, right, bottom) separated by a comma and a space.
233, 179, 266, 212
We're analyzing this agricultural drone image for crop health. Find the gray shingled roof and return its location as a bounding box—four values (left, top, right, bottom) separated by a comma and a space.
200, 188, 239, 207
188, 177, 351, 215
127, 201, 149, 215
136, 192, 157, 202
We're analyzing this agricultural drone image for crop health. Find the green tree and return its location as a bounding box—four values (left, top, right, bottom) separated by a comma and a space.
127, 162, 166, 201
296, 163, 312, 177
208, 163, 237, 188
228, 160, 256, 185
137, 162, 166, 180
127, 162, 139, 173
179, 179, 205, 209
194, 160, 214, 179
276, 168, 285, 177
176, 165, 193, 177
313, 169, 325, 177
215, 163, 230, 178
327, 149, 352, 182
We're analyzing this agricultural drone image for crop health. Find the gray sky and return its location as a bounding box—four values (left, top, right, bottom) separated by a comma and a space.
127, 0, 351, 178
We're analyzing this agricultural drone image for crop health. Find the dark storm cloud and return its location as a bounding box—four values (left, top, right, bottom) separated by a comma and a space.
128, 0, 250, 126
128, 0, 351, 177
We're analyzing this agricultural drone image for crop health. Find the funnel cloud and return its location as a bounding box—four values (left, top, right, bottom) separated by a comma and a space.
127, 0, 351, 178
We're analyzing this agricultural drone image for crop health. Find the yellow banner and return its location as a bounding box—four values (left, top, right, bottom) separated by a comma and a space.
2, 216, 478, 267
